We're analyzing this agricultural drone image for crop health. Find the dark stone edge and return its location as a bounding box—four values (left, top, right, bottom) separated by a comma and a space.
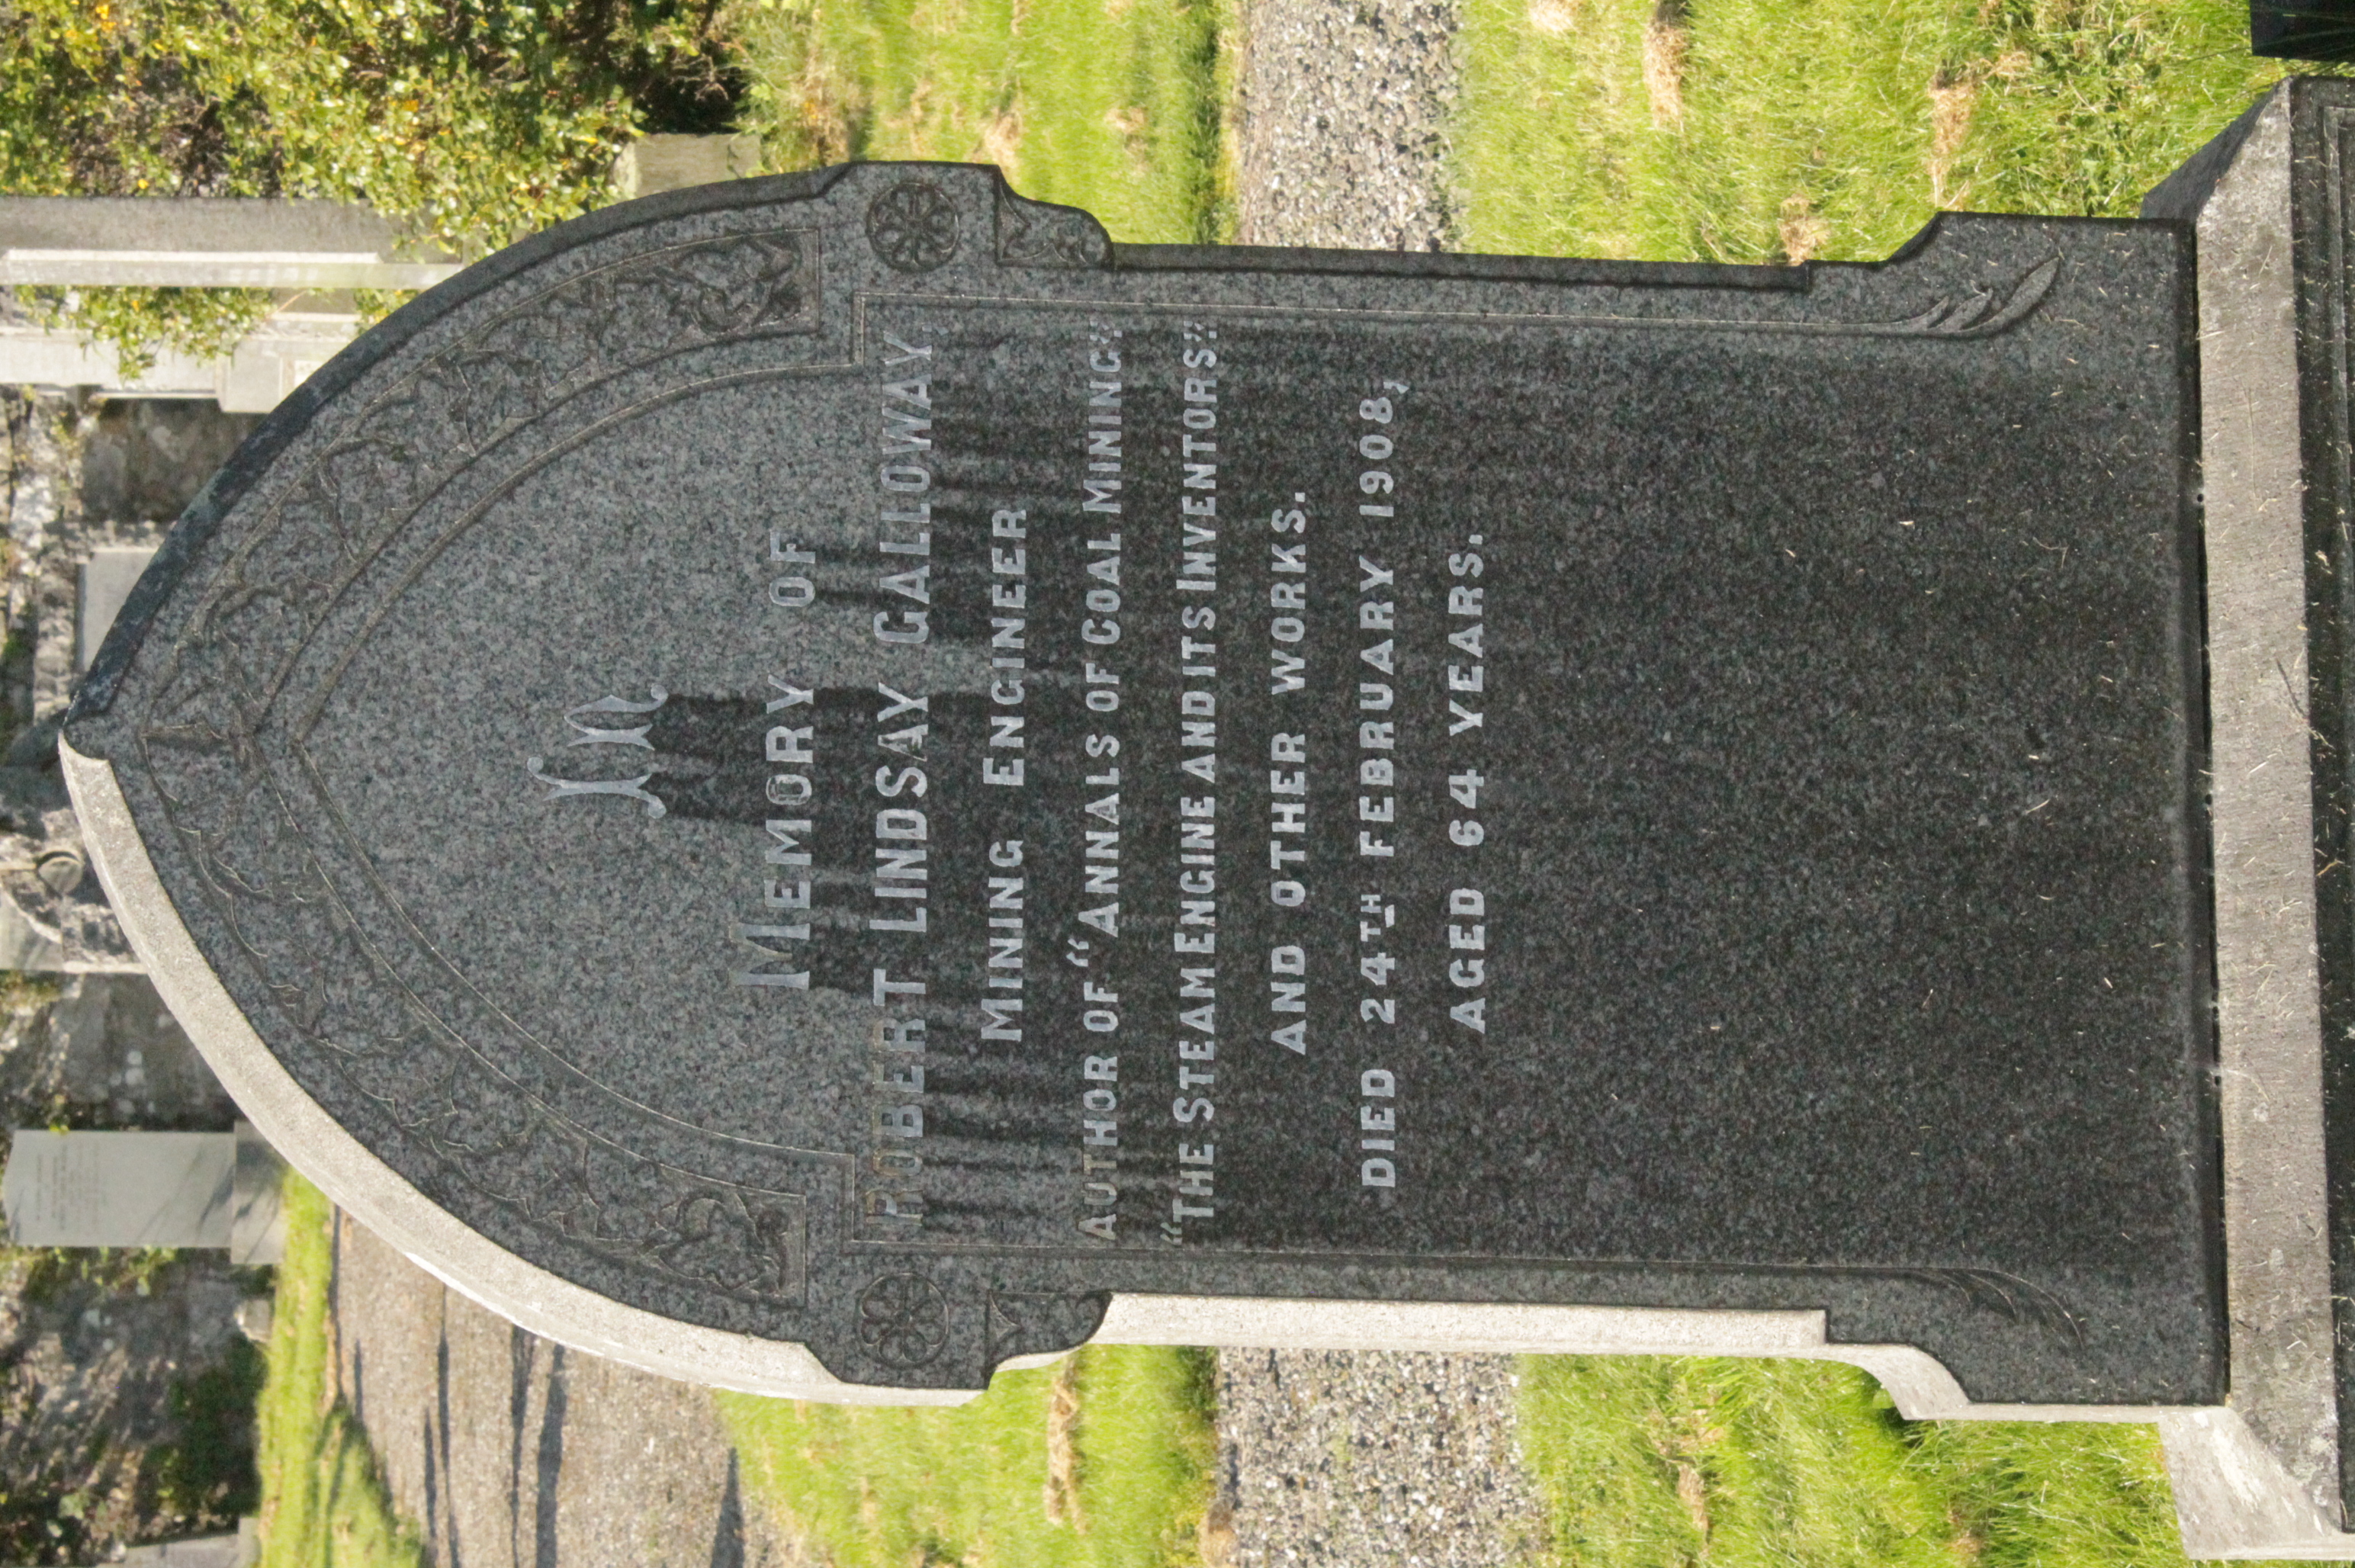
2125, 130, 2231, 1421
2267, 74, 2355, 1523
2122, 117, 2232, 1422
2165, 128, 2234, 1425
52, 155, 2232, 1401
1110, 239, 1807, 291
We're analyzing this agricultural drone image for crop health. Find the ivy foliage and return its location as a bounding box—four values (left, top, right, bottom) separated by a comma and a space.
1, 0, 741, 371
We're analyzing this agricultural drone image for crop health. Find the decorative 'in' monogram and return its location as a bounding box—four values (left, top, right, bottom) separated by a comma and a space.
527, 685, 670, 818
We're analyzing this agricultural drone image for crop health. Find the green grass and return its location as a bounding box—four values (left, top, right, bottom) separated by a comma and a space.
149, 1338, 266, 1527
719, 1344, 1218, 1567
1455, 0, 2338, 264
731, 0, 1232, 242
253, 1174, 422, 1568
1518, 1355, 2320, 1567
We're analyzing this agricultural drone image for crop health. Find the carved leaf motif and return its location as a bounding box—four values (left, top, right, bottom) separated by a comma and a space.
177, 773, 304, 911
279, 918, 377, 1038
1897, 1267, 2083, 1345
315, 436, 422, 522
675, 235, 807, 333
471, 306, 598, 394
141, 655, 255, 757
580, 1144, 669, 1249
995, 194, 1109, 269
497, 1114, 593, 1221
985, 1290, 1104, 1364
362, 378, 475, 474
651, 1190, 769, 1296
586, 276, 680, 368
191, 578, 320, 703
337, 1033, 461, 1130
1868, 255, 2060, 339
436, 1067, 540, 1160
439, 351, 547, 439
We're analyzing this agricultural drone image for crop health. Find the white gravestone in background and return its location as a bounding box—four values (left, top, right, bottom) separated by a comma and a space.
1, 1125, 283, 1261
80, 548, 158, 673
2, 1129, 233, 1247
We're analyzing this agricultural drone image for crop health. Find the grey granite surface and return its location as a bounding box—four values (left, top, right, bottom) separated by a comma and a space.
1232, 0, 1460, 250
64, 162, 2215, 1403
1217, 1348, 1546, 1567
2151, 75, 2355, 1528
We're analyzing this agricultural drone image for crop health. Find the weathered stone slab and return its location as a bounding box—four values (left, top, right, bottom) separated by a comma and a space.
81, 548, 157, 673
0, 196, 456, 290
0, 1122, 282, 1262
2, 1129, 234, 1248
610, 134, 763, 201
57, 157, 2219, 1418
2138, 76, 2355, 1557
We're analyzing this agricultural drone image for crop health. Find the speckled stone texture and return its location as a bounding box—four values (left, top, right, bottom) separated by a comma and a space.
2148, 76, 2355, 1529
1217, 1349, 1547, 1567
1232, 0, 1460, 249
65, 162, 2214, 1406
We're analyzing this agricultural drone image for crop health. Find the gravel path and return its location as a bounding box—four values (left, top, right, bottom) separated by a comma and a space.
330, 1210, 810, 1568
1231, 0, 1463, 250
1215, 1350, 1550, 1568
1216, 27, 1547, 1568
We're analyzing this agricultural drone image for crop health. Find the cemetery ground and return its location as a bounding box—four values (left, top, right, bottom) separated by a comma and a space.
1, 4, 2347, 1566
731, 0, 1232, 244
737, 0, 2331, 260
716, 1345, 1216, 1566
243, 1197, 2237, 1568
254, 1177, 416, 1568
1447, 0, 2324, 262
702, 10, 2326, 1560
246, 1175, 2236, 1568
0, 978, 268, 1564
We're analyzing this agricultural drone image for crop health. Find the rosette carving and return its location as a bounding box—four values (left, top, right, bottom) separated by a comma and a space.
857, 1273, 951, 1368
866, 181, 960, 273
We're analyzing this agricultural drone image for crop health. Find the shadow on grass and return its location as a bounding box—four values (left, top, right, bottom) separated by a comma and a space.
254, 1174, 422, 1568
146, 1337, 266, 1524
719, 1341, 1217, 1568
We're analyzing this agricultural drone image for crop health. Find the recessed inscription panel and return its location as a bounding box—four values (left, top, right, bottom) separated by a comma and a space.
802, 297, 2202, 1267
299, 291, 2199, 1273
70, 166, 2215, 1398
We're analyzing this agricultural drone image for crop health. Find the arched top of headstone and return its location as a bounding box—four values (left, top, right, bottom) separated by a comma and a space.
59, 159, 2212, 1403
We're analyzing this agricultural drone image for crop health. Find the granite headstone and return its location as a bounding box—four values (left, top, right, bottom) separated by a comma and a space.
51, 133, 2296, 1540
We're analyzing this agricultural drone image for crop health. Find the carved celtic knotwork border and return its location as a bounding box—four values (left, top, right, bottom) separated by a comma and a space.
130, 223, 822, 1311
